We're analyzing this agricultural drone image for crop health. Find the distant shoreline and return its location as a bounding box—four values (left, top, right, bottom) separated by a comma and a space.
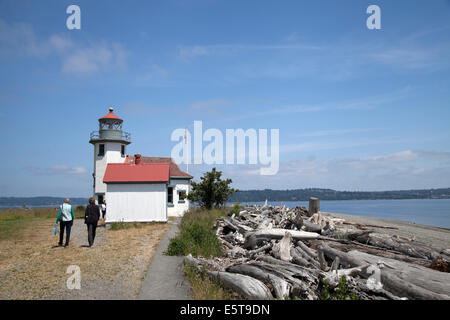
1, 196, 450, 209
229, 187, 450, 203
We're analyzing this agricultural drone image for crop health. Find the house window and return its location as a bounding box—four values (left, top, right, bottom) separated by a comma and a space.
167, 187, 174, 206
178, 190, 186, 203
98, 144, 105, 156
121, 145, 125, 157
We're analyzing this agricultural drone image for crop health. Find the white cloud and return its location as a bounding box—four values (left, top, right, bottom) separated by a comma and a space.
298, 128, 379, 138
61, 42, 128, 74
372, 150, 419, 163
28, 165, 88, 176
190, 150, 450, 191
178, 43, 321, 58
0, 18, 129, 75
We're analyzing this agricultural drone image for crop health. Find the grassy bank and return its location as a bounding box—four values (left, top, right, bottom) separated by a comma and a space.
165, 207, 227, 257
0, 207, 85, 241
165, 207, 238, 299
184, 264, 240, 300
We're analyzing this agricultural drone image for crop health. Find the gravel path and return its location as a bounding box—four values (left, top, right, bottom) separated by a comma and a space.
139, 219, 192, 300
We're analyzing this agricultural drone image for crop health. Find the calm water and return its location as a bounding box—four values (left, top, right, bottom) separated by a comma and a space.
233, 199, 450, 229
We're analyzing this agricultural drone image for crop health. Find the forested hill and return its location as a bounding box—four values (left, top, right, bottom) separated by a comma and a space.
228, 188, 450, 202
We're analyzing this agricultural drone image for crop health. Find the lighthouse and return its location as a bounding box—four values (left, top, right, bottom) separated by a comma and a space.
89, 107, 131, 205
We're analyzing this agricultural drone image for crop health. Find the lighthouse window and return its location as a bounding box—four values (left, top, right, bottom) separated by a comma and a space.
178, 190, 186, 203
167, 187, 173, 205
98, 144, 105, 156
121, 145, 125, 157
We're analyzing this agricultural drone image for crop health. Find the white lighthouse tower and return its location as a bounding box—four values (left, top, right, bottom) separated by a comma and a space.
89, 107, 131, 204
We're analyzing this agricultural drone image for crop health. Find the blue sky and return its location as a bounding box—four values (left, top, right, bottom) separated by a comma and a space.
1, 0, 450, 197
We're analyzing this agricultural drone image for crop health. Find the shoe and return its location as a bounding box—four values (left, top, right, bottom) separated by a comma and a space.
58, 243, 63, 247
64, 244, 69, 248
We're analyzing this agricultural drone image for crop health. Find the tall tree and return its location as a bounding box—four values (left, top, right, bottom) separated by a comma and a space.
187, 168, 238, 209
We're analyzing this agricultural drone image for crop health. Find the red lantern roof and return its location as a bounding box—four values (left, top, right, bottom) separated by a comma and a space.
99, 107, 122, 120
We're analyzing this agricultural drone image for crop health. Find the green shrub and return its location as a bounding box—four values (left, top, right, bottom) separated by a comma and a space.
228, 202, 242, 217
165, 207, 227, 257
166, 222, 222, 257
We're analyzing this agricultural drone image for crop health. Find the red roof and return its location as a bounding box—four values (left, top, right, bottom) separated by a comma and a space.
124, 156, 192, 178
103, 163, 170, 183
100, 110, 122, 121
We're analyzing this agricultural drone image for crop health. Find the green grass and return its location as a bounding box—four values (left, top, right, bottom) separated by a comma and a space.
0, 207, 85, 241
320, 276, 358, 300
165, 207, 227, 257
184, 264, 241, 300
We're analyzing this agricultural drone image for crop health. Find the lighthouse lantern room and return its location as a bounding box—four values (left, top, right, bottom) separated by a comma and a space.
89, 107, 131, 205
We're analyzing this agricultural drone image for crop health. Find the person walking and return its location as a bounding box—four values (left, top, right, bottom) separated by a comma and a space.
101, 200, 106, 220
85, 197, 101, 247
56, 198, 74, 247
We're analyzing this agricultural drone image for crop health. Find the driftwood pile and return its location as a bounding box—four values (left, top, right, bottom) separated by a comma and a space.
184, 203, 450, 300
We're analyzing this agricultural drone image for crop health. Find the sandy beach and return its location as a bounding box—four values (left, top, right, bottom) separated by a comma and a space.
323, 211, 450, 249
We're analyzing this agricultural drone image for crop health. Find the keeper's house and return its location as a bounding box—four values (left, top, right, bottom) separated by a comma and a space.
89, 108, 192, 222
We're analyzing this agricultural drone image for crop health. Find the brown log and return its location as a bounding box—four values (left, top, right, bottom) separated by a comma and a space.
308, 197, 320, 217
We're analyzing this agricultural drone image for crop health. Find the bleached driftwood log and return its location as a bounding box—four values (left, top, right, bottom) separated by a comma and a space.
318, 244, 450, 300
347, 250, 450, 300
348, 231, 445, 261
302, 220, 322, 233
227, 264, 291, 299
292, 245, 321, 269
184, 255, 272, 300
250, 258, 322, 300
211, 271, 273, 300
271, 232, 292, 261
318, 239, 432, 268
244, 228, 322, 249
297, 240, 318, 260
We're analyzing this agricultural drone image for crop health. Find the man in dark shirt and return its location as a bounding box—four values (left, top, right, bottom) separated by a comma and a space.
85, 197, 101, 247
